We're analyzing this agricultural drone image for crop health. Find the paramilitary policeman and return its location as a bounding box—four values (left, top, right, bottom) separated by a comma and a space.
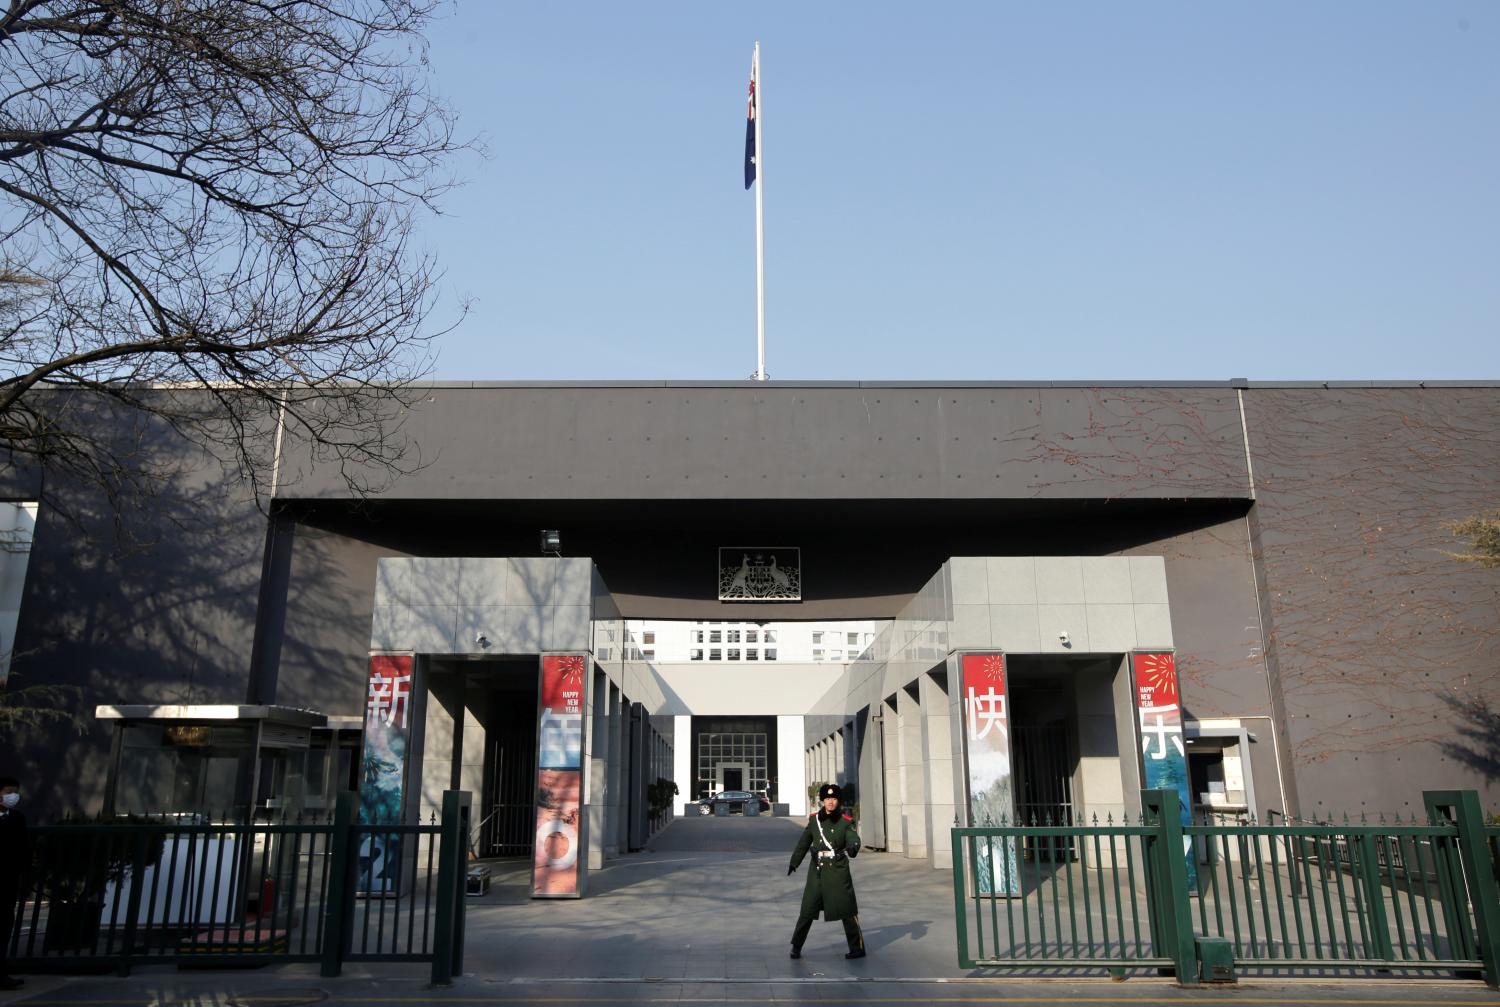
786, 782, 865, 959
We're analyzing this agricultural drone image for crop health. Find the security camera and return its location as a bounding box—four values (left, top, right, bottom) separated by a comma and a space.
1058, 630, 1071, 647
475, 632, 490, 648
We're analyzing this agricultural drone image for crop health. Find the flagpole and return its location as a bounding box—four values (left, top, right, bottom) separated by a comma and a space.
753, 42, 766, 381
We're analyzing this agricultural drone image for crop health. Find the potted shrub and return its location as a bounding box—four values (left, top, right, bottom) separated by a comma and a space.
36, 817, 164, 952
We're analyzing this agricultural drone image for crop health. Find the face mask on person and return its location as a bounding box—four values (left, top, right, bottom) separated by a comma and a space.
1, 793, 18, 809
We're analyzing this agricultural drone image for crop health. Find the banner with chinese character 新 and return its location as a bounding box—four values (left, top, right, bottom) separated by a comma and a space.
533, 654, 587, 897
1131, 651, 1198, 892
960, 652, 1020, 896
359, 654, 414, 894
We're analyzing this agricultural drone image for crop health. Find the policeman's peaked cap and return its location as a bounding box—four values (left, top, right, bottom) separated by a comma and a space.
818, 783, 842, 801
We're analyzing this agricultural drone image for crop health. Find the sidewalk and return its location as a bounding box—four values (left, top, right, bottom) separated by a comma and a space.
4, 817, 1497, 1006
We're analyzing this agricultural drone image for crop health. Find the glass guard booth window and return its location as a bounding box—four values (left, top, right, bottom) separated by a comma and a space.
107, 715, 323, 823
115, 724, 254, 820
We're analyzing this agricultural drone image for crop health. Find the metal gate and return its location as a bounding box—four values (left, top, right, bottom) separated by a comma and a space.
1013, 720, 1075, 862
952, 788, 1500, 987
479, 699, 536, 858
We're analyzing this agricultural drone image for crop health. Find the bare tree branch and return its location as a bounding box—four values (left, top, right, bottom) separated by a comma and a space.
0, 0, 471, 505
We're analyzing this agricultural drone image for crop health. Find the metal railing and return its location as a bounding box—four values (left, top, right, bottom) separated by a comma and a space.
4, 790, 470, 984
953, 789, 1500, 987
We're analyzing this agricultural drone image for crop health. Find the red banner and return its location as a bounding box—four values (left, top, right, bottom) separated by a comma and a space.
533, 654, 587, 897
1131, 651, 1197, 891
359, 654, 414, 894
960, 652, 1019, 895
532, 769, 582, 896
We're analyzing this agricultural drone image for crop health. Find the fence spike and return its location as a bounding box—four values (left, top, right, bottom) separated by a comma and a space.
1359, 810, 1368, 825
1091, 811, 1099, 826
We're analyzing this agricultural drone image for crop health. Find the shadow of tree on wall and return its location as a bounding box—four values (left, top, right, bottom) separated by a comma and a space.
1, 395, 365, 823
1438, 692, 1500, 785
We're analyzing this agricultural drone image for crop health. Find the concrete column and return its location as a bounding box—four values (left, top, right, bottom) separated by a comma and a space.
628, 702, 646, 850
419, 669, 459, 821
855, 708, 886, 849
1076, 658, 1126, 823
605, 682, 623, 858
459, 689, 485, 803
776, 715, 806, 816
587, 668, 608, 871
898, 683, 928, 859
673, 715, 691, 812
1111, 655, 1145, 822
920, 671, 955, 868
881, 696, 903, 853
842, 722, 857, 791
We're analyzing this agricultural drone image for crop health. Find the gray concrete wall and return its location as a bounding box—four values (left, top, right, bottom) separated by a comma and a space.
7, 381, 1498, 827
1, 396, 271, 823
276, 384, 1252, 503
1242, 387, 1500, 813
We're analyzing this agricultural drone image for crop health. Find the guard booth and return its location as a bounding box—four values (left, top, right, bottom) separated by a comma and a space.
93, 704, 363, 926
95, 704, 362, 822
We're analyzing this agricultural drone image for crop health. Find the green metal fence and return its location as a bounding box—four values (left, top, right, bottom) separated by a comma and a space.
953, 789, 1500, 987
4, 790, 470, 984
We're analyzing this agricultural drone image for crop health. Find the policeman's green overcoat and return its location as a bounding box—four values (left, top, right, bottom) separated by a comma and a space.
789, 811, 861, 921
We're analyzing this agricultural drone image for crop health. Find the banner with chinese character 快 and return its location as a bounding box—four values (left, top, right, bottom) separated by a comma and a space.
359, 653, 414, 894
533, 653, 588, 898
960, 652, 1020, 896
1131, 651, 1197, 892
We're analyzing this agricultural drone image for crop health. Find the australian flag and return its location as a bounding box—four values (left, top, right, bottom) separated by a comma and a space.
743, 59, 757, 189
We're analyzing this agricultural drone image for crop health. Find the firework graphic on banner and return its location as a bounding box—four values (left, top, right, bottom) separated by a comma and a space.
1134, 652, 1178, 703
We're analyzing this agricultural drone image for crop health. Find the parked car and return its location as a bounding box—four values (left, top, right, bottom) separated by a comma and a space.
696, 790, 772, 815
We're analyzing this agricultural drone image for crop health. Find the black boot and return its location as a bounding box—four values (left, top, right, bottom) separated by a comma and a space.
789, 947, 802, 959
844, 949, 865, 959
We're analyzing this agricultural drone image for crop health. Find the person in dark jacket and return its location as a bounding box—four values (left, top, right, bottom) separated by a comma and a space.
0, 774, 28, 989
787, 782, 865, 959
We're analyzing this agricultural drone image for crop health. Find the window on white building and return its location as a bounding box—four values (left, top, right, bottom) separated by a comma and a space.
764, 630, 777, 644
847, 632, 858, 646
642, 649, 654, 661
746, 649, 758, 661
694, 630, 704, 643
812, 649, 824, 661
690, 649, 703, 661
710, 630, 722, 643
746, 629, 758, 643
765, 647, 777, 661
727, 648, 741, 661
727, 629, 741, 643
812, 631, 823, 645
830, 650, 843, 662
643, 631, 655, 645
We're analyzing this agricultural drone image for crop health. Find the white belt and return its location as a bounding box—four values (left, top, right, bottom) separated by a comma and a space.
817, 850, 841, 859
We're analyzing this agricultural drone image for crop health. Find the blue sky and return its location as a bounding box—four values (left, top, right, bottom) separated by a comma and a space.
418, 3, 1498, 381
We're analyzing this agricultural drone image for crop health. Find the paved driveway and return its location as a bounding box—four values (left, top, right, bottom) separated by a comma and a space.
461, 815, 960, 980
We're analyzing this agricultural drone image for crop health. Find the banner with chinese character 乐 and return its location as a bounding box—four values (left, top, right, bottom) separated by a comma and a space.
533, 653, 588, 898
1131, 651, 1197, 892
960, 652, 1020, 896
359, 653, 414, 894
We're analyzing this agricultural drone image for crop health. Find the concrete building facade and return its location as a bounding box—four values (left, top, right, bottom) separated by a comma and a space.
1, 380, 1497, 881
